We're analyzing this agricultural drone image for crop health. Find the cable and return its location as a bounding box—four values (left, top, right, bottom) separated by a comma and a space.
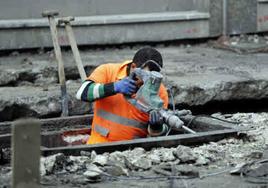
206, 115, 241, 124
165, 83, 176, 136
169, 87, 176, 112
194, 114, 241, 124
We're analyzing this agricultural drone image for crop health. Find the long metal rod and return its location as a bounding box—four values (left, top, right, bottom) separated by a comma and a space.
182, 125, 196, 134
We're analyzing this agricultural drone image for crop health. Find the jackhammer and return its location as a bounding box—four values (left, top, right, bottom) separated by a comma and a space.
126, 68, 196, 134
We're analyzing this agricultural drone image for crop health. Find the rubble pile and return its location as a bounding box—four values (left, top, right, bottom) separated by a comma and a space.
1, 112, 267, 187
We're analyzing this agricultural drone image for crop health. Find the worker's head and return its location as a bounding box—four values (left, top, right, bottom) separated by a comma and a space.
131, 47, 163, 72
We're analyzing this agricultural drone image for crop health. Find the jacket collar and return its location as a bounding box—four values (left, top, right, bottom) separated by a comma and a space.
116, 60, 132, 80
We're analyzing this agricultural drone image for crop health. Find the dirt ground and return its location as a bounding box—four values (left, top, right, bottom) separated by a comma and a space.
1, 36, 268, 187
0, 36, 268, 121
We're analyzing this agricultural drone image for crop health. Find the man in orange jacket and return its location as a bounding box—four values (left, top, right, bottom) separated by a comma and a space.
76, 47, 169, 144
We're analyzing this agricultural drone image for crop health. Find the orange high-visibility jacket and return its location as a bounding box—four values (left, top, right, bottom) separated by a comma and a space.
87, 61, 168, 144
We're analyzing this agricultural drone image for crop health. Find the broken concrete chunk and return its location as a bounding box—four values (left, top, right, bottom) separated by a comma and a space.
80, 151, 91, 157
173, 145, 197, 163
40, 153, 66, 176
195, 155, 210, 166
108, 151, 127, 168
125, 157, 152, 171
69, 156, 90, 164
147, 153, 161, 164
84, 164, 103, 178
157, 148, 176, 162
109, 151, 124, 161
92, 154, 108, 166
247, 151, 263, 159
104, 164, 129, 176
66, 156, 90, 172
0, 70, 19, 86
91, 150, 97, 160
130, 147, 146, 156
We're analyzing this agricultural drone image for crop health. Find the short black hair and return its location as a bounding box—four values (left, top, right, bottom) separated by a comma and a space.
132, 47, 163, 72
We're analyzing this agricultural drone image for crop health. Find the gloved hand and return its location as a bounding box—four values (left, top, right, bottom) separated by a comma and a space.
149, 110, 164, 130
114, 77, 137, 95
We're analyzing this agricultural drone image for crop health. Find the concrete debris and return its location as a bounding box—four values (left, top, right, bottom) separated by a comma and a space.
66, 156, 90, 172
91, 150, 97, 159
92, 154, 108, 166
80, 151, 91, 157
40, 153, 66, 176
154, 148, 177, 162
0, 70, 19, 86
1, 112, 268, 186
104, 164, 129, 176
129, 147, 146, 156
147, 152, 161, 164
33, 113, 268, 182
0, 148, 11, 165
108, 151, 127, 167
247, 151, 263, 159
62, 134, 89, 144
173, 145, 197, 163
83, 164, 103, 179
195, 155, 210, 166
125, 156, 152, 171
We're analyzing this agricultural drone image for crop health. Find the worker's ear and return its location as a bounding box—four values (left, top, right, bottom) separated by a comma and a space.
131, 63, 137, 69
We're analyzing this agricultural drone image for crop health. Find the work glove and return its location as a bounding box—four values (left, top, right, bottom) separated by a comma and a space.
114, 77, 137, 95
149, 110, 164, 130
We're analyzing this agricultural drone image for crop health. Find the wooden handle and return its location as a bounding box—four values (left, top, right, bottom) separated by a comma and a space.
65, 23, 87, 81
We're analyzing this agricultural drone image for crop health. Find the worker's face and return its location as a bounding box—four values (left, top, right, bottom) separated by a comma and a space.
130, 63, 150, 72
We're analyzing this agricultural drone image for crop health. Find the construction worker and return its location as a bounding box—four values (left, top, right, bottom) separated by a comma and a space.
76, 47, 169, 144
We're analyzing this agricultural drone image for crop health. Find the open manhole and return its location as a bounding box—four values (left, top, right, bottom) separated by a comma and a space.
0, 113, 245, 158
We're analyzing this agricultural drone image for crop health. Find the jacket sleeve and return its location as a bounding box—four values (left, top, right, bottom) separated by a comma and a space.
76, 64, 116, 102
76, 80, 115, 102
